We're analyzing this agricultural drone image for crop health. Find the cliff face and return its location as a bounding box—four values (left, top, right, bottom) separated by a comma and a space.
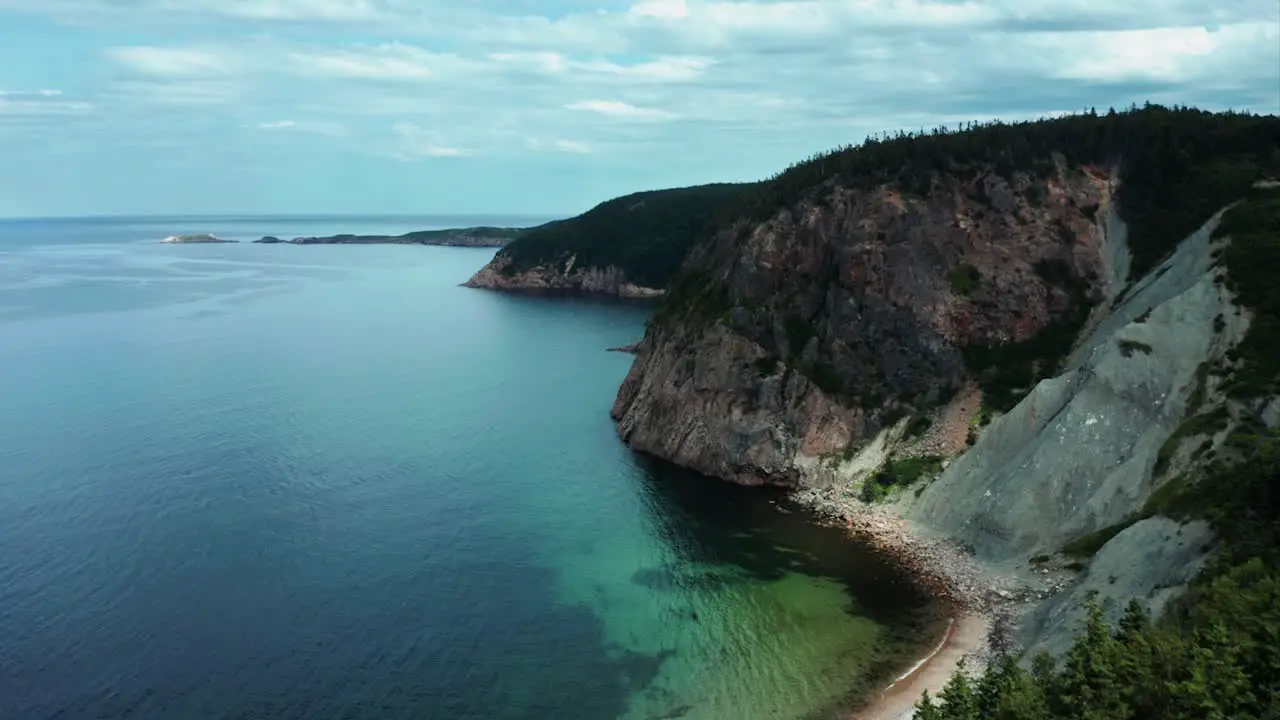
613, 161, 1112, 485
464, 253, 663, 298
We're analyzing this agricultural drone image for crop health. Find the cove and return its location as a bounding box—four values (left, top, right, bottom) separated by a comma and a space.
0, 216, 945, 720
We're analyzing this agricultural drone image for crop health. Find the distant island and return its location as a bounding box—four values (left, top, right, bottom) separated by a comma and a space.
161, 234, 236, 244
255, 226, 525, 247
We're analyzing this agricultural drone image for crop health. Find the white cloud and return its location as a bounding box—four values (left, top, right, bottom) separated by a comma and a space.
486, 51, 711, 82
630, 0, 690, 20
7, 0, 1277, 176
251, 119, 347, 135
186, 0, 390, 21
285, 42, 481, 81
553, 139, 591, 154
0, 89, 64, 97
391, 121, 467, 159
0, 90, 92, 118
0, 0, 400, 23
109, 79, 241, 106
583, 56, 712, 82
1047, 23, 1279, 84
566, 99, 676, 119
528, 136, 592, 153
105, 46, 240, 77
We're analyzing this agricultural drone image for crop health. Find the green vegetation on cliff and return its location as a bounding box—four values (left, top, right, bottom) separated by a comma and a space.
496, 183, 754, 289
716, 104, 1280, 280
1216, 189, 1280, 399
915, 190, 1280, 720
656, 105, 1279, 423
918, 432, 1280, 720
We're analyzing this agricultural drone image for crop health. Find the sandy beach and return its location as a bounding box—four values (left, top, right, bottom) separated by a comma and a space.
853, 613, 991, 720
791, 486, 1054, 720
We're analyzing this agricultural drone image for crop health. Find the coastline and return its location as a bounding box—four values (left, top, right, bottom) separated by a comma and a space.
791, 488, 1043, 719
857, 613, 991, 719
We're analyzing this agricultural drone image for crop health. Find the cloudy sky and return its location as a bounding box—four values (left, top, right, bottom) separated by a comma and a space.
0, 0, 1276, 218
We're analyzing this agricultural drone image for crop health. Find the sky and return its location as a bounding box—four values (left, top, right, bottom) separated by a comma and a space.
0, 0, 1277, 218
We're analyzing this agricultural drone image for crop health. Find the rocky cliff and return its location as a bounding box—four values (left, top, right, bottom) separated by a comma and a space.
465, 183, 753, 298
609, 106, 1280, 662
613, 160, 1111, 485
465, 253, 664, 297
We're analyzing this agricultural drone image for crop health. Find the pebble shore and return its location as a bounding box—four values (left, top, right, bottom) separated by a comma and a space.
791, 485, 1078, 684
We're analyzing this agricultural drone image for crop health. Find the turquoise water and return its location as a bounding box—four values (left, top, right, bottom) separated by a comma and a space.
0, 216, 942, 720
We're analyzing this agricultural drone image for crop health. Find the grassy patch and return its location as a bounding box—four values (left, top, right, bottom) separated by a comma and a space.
860, 479, 891, 503
860, 455, 945, 503
752, 356, 779, 374
904, 415, 933, 439
1153, 407, 1232, 477
948, 264, 981, 295
1061, 517, 1142, 558
656, 269, 732, 329
1186, 361, 1211, 418
882, 455, 944, 486
1117, 338, 1153, 357
1214, 190, 1280, 398
1143, 473, 1195, 518
784, 314, 816, 357
804, 360, 844, 395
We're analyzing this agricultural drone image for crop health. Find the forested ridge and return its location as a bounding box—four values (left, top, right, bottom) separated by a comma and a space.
495, 182, 754, 289
712, 103, 1280, 280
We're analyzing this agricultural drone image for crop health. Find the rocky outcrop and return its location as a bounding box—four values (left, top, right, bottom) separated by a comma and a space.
161, 233, 236, 243
613, 160, 1112, 486
465, 253, 664, 298
1018, 517, 1214, 659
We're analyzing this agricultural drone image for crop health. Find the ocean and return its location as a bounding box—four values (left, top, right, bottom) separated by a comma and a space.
0, 215, 942, 720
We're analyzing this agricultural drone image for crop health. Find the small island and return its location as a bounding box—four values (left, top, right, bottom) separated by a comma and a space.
254, 226, 525, 248
161, 233, 237, 244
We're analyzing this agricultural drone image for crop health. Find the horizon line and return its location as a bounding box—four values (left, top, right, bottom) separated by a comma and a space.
0, 211, 570, 223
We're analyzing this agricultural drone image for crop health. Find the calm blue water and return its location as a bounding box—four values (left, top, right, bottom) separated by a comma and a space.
0, 216, 941, 720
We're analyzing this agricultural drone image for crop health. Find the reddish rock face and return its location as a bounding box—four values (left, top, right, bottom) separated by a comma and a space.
613, 161, 1113, 487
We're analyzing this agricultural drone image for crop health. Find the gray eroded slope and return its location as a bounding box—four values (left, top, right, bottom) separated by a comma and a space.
906, 209, 1241, 565
897, 206, 1251, 654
